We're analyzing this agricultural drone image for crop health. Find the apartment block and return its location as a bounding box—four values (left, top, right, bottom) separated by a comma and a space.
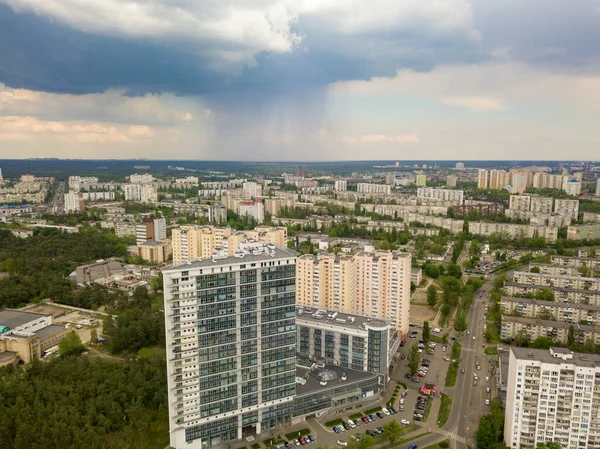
334, 180, 348, 191
489, 169, 509, 190
162, 244, 298, 449
138, 239, 172, 263
64, 191, 84, 213
446, 175, 457, 187
296, 307, 394, 378
171, 225, 287, 264
415, 174, 427, 187
123, 183, 158, 203
242, 182, 262, 199
357, 183, 391, 195
554, 199, 579, 223
550, 256, 600, 270
477, 169, 488, 189
129, 173, 154, 184
583, 212, 600, 223
530, 197, 554, 214
296, 251, 411, 335
512, 271, 600, 292
509, 195, 531, 212
208, 203, 227, 224
237, 200, 265, 223
505, 283, 600, 307
501, 316, 600, 346
416, 187, 464, 205
567, 224, 600, 241
115, 222, 137, 238
468, 222, 558, 243
529, 263, 583, 277
596, 178, 600, 197
564, 179, 582, 196
505, 347, 600, 449
68, 176, 99, 192
501, 296, 600, 324
135, 217, 167, 246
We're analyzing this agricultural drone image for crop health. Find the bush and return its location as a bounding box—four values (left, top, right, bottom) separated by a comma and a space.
284, 429, 311, 440
324, 419, 344, 427
440, 442, 450, 448
252, 444, 261, 449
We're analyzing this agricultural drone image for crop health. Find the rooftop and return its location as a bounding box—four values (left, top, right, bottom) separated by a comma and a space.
0, 308, 49, 332
165, 244, 298, 271
512, 347, 600, 367
140, 240, 169, 247
296, 306, 390, 331
35, 324, 66, 340
505, 282, 600, 296
502, 315, 600, 331
295, 364, 377, 397
501, 296, 600, 312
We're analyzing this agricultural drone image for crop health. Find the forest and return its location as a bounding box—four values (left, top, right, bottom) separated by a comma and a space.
0, 227, 130, 308
0, 355, 168, 449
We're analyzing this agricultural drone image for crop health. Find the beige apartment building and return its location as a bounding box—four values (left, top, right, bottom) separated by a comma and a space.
505, 283, 600, 307
512, 271, 600, 292
477, 169, 488, 189
171, 225, 287, 263
501, 316, 600, 345
296, 251, 412, 334
549, 256, 600, 270
501, 296, 600, 324
468, 222, 558, 243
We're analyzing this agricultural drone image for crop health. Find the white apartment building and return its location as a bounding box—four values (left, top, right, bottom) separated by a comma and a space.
509, 195, 531, 212
564, 179, 582, 196
455, 162, 465, 170
446, 175, 457, 187
505, 347, 600, 449
237, 200, 265, 223
64, 191, 84, 213
80, 192, 115, 201
509, 171, 529, 194
175, 176, 199, 187
554, 199, 580, 223
596, 179, 600, 197
334, 180, 347, 191
129, 173, 154, 184
513, 271, 600, 291
68, 176, 99, 192
296, 251, 412, 335
242, 182, 262, 199
123, 184, 158, 203
162, 244, 298, 449
417, 187, 464, 205
208, 203, 227, 224
115, 222, 137, 238
530, 197, 554, 214
357, 183, 391, 195
489, 169, 509, 190
550, 256, 600, 271
477, 169, 488, 189
0, 167, 3, 183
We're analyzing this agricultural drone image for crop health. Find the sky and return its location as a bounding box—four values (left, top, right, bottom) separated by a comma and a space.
1, 0, 600, 161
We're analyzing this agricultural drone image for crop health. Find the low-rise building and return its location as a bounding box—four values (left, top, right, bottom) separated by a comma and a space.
138, 239, 172, 263
417, 187, 464, 205
468, 222, 558, 243
505, 283, 600, 307
74, 259, 126, 284
411, 268, 423, 285
513, 271, 600, 291
501, 315, 600, 345
501, 296, 600, 324
550, 255, 600, 270
357, 183, 391, 195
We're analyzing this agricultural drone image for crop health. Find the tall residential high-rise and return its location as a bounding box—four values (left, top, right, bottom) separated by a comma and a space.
509, 171, 529, 194
242, 182, 262, 199
455, 162, 465, 170
596, 178, 600, 197
446, 175, 457, 187
64, 191, 84, 213
564, 179, 582, 196
123, 184, 158, 203
505, 347, 600, 449
129, 173, 154, 184
296, 251, 411, 335
162, 243, 298, 449
415, 174, 427, 187
417, 187, 464, 205
334, 180, 347, 191
135, 217, 167, 245
489, 169, 508, 190
0, 167, 4, 183
357, 183, 392, 195
477, 169, 488, 189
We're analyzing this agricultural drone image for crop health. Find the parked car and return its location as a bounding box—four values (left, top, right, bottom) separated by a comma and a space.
485, 376, 489, 382
361, 416, 369, 424
461, 368, 465, 374
298, 437, 307, 445
348, 420, 356, 429
333, 426, 340, 433
400, 354, 405, 360
423, 358, 431, 363
382, 408, 390, 416
401, 391, 408, 397
399, 398, 405, 405
413, 416, 422, 422
376, 412, 384, 419
485, 399, 490, 405
473, 381, 478, 386
307, 435, 315, 443
486, 387, 491, 393
293, 440, 301, 447
405, 373, 412, 379
389, 406, 397, 414
408, 445, 418, 449
342, 423, 349, 430
401, 419, 410, 425
368, 414, 377, 422
337, 440, 348, 447
284, 442, 291, 449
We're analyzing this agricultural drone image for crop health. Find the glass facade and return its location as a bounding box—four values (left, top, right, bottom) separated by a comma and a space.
165, 253, 298, 448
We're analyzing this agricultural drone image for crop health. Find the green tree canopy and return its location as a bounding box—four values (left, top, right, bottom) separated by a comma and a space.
58, 331, 85, 357
407, 343, 422, 376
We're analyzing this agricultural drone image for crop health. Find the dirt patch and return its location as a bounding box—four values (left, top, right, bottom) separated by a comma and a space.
410, 304, 437, 324
26, 304, 69, 318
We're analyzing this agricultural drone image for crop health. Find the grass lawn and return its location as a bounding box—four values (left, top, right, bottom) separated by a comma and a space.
251, 444, 261, 449
349, 412, 363, 420
364, 406, 382, 415
264, 439, 284, 447
422, 397, 433, 423
324, 419, 344, 427
445, 363, 458, 387
284, 429, 310, 440
437, 394, 452, 428
422, 439, 451, 449
484, 346, 498, 355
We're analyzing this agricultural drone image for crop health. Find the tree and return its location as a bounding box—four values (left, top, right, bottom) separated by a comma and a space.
531, 337, 554, 349
422, 321, 431, 344
489, 398, 504, 441
535, 288, 555, 302
427, 285, 438, 307
476, 416, 496, 449
90, 329, 99, 345
470, 239, 480, 256
58, 331, 85, 357
382, 420, 402, 445
536, 443, 561, 449
454, 310, 467, 332
568, 325, 576, 347
530, 266, 541, 273
407, 343, 421, 376
446, 263, 462, 279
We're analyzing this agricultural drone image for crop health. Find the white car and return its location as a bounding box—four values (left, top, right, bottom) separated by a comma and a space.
399, 398, 405, 405
400, 419, 410, 425
485, 399, 490, 406
467, 330, 470, 335
472, 336, 476, 340
485, 376, 489, 382
348, 420, 356, 428
337, 441, 348, 447
382, 408, 390, 416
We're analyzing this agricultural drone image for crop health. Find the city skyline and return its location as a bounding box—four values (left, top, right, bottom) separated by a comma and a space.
1, 1, 600, 160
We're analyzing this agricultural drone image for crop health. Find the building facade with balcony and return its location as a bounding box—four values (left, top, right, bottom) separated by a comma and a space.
162, 243, 298, 449
505, 347, 600, 449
